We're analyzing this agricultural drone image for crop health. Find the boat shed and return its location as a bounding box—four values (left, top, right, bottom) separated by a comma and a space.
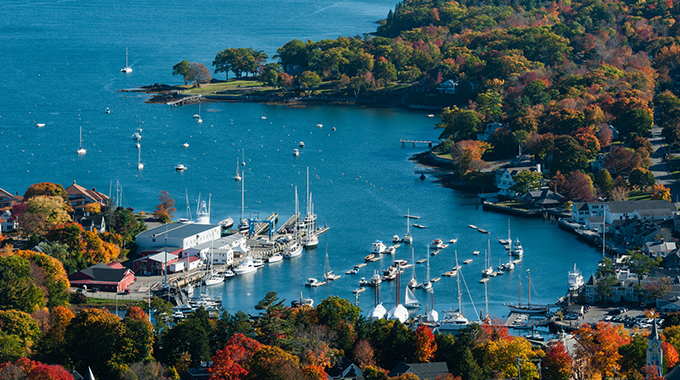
68, 262, 135, 292
135, 223, 221, 251
133, 251, 179, 275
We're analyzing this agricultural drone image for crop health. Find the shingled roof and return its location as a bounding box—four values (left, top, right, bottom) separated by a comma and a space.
68, 263, 131, 283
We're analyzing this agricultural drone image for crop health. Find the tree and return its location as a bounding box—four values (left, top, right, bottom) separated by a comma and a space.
617, 333, 647, 378
154, 190, 176, 223
172, 60, 190, 85
604, 146, 636, 176
23, 182, 68, 202
316, 296, 361, 328
35, 306, 74, 365
509, 170, 542, 195
573, 322, 630, 379
0, 358, 72, 380
563, 171, 595, 201
83, 202, 101, 215
450, 140, 490, 173
481, 337, 542, 380
477, 89, 503, 122
544, 342, 572, 380
436, 107, 482, 142
187, 63, 211, 87
19, 196, 71, 237
121, 307, 154, 363
352, 339, 376, 369
297, 71, 322, 95
372, 57, 397, 88
628, 167, 655, 189
550, 135, 589, 175
413, 325, 437, 363
13, 250, 70, 308
248, 345, 305, 380
651, 184, 672, 201
596, 169, 613, 196
208, 333, 262, 380
615, 108, 653, 142
0, 309, 42, 361
0, 254, 45, 313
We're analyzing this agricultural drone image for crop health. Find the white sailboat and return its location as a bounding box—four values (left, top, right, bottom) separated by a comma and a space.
196, 104, 203, 124
137, 141, 144, 170
404, 286, 421, 309
77, 126, 86, 155
261, 110, 266, 120
302, 167, 318, 248
403, 209, 413, 244
426, 291, 439, 322
121, 47, 132, 73
421, 248, 432, 290
481, 240, 494, 277
439, 267, 473, 332
323, 245, 340, 280
237, 172, 249, 235
284, 187, 303, 258
195, 194, 211, 224
234, 157, 242, 181
407, 247, 418, 289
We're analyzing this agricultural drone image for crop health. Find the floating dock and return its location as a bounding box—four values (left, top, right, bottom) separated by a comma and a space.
463, 259, 473, 264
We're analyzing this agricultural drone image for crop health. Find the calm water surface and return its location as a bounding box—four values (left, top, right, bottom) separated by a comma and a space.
0, 0, 602, 320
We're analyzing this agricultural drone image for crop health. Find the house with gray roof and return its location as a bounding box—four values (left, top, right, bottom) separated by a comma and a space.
326, 357, 364, 380
572, 201, 606, 224
604, 200, 676, 224
387, 362, 449, 380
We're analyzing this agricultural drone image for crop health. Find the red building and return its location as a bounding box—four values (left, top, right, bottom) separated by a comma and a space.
133, 251, 179, 275
68, 262, 135, 292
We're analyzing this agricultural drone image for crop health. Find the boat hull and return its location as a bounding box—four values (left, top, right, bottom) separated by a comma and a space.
504, 304, 550, 314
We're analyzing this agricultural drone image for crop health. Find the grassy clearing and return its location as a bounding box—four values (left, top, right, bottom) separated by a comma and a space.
627, 189, 651, 201
497, 200, 536, 210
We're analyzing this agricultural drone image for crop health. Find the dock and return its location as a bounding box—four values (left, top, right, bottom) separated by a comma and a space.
430, 277, 441, 283
416, 259, 427, 264
404, 214, 420, 219
400, 139, 435, 148
167, 94, 203, 107
463, 259, 473, 264
354, 263, 367, 268
353, 288, 366, 294
473, 251, 480, 255
479, 278, 489, 284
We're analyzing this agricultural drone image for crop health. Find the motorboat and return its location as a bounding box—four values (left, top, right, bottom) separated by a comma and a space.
105, 108, 110, 114
386, 246, 396, 254
293, 148, 300, 156
183, 143, 189, 148
268, 253, 283, 263
132, 132, 141, 140
393, 235, 401, 243
510, 238, 524, 257
234, 254, 258, 275
449, 238, 458, 244
284, 242, 303, 258
222, 270, 236, 279
253, 258, 265, 268
218, 218, 234, 230
291, 293, 314, 307
299, 141, 305, 147
121, 47, 132, 73
305, 278, 324, 287
364, 254, 375, 262
316, 123, 323, 128
430, 238, 444, 249
371, 240, 387, 254
347, 268, 359, 275
36, 123, 45, 127
175, 164, 187, 171
568, 264, 584, 291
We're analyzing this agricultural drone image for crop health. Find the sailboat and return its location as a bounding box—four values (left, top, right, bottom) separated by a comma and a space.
77, 126, 86, 155
237, 172, 249, 235
499, 219, 511, 247
121, 47, 132, 73
195, 194, 211, 224
481, 239, 494, 277
137, 141, 144, 170
284, 187, 303, 258
403, 209, 413, 244
323, 245, 340, 280
421, 247, 432, 290
503, 270, 550, 314
426, 291, 439, 322
404, 286, 421, 309
234, 157, 242, 181
407, 247, 418, 289
386, 269, 409, 322
303, 167, 319, 249
439, 267, 473, 332
261, 110, 266, 120
369, 285, 387, 319
196, 104, 203, 124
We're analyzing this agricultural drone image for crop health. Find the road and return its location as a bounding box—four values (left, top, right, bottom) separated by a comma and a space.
649, 126, 680, 201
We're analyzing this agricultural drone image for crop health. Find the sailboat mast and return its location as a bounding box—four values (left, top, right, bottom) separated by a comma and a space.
241, 173, 245, 222
518, 275, 522, 306
527, 270, 531, 306
411, 247, 416, 279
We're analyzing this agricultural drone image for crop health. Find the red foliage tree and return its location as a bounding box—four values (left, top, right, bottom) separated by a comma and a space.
480, 318, 511, 341
209, 333, 263, 380
563, 171, 596, 201
29, 364, 73, 380
0, 358, 71, 380
664, 341, 679, 369
413, 325, 437, 363
544, 342, 572, 380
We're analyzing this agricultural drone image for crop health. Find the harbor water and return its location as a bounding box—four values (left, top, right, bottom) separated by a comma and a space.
0, 0, 603, 320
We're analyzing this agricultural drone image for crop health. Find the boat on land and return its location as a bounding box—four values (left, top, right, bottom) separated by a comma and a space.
121, 47, 132, 73
504, 270, 550, 314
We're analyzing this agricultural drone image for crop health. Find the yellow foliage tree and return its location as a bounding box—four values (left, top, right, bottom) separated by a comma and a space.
21, 196, 71, 236
481, 337, 543, 379
651, 184, 671, 201
84, 202, 101, 215
13, 250, 70, 308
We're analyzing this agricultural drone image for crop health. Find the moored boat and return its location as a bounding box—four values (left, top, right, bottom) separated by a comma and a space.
371, 240, 387, 254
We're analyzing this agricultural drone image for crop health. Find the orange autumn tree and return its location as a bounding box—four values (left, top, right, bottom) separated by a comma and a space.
663, 341, 679, 369
544, 341, 572, 380
209, 333, 263, 380
651, 183, 672, 201
13, 250, 70, 308
414, 325, 437, 363
450, 140, 490, 173
573, 322, 630, 379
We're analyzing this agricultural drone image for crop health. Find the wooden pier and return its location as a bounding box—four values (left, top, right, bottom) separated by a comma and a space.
400, 139, 435, 148
167, 95, 203, 107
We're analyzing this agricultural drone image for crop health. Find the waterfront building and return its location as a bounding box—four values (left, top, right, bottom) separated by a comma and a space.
644, 241, 677, 257
0, 187, 22, 209
64, 180, 109, 216
494, 164, 541, 197
136, 223, 221, 251
68, 262, 135, 292
1, 209, 18, 232
186, 233, 247, 266
524, 188, 565, 208
572, 201, 606, 224
436, 79, 458, 94
133, 251, 179, 275
605, 201, 677, 225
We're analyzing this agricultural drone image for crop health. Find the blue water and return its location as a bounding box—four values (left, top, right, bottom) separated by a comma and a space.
0, 0, 602, 320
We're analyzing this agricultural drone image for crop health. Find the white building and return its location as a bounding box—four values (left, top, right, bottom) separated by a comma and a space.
494, 165, 541, 197
188, 233, 248, 266
571, 201, 606, 224
1, 209, 18, 232
436, 79, 458, 94
135, 223, 221, 252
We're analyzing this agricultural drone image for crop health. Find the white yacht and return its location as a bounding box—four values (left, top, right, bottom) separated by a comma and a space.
183, 143, 189, 148
372, 240, 387, 254
204, 272, 225, 286
430, 238, 444, 249
304, 234, 318, 249
568, 264, 584, 291
393, 235, 401, 243
268, 253, 283, 263
293, 148, 300, 156
234, 254, 257, 275
510, 238, 524, 257
284, 242, 303, 258
195, 194, 210, 224
132, 132, 141, 140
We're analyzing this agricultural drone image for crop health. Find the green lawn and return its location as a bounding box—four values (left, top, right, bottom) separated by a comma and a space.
627, 189, 651, 201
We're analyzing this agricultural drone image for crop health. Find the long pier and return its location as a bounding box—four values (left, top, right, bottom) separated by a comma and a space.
167, 94, 203, 107
400, 139, 435, 147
